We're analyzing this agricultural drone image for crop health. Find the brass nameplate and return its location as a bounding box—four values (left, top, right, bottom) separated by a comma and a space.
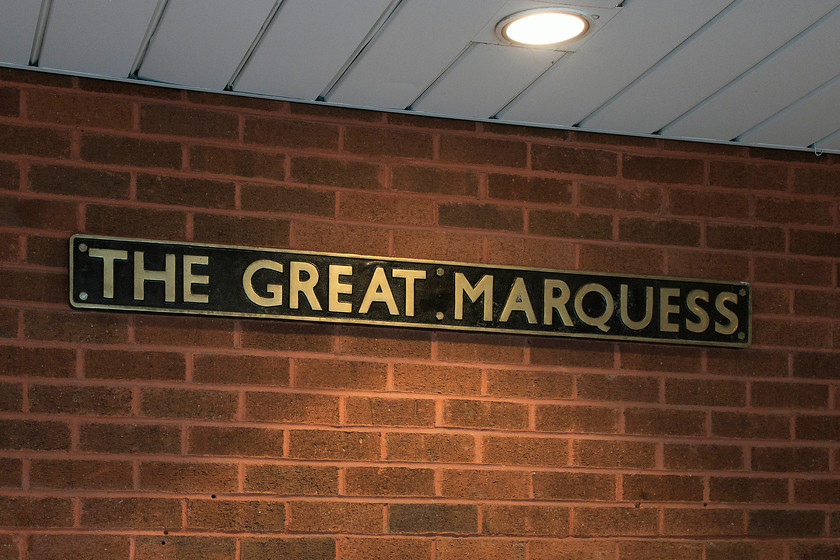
70, 235, 751, 347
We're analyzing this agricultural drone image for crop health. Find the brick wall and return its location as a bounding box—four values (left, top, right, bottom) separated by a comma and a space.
1, 66, 839, 560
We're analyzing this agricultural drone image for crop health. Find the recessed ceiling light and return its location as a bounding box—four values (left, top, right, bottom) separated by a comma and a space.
497, 9, 590, 46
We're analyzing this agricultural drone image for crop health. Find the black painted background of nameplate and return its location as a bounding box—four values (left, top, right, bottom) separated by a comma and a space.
69, 235, 751, 347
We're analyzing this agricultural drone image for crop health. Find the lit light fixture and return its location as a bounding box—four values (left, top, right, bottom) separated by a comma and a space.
497, 9, 590, 46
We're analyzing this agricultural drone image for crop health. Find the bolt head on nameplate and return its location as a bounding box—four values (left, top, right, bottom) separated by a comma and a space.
70, 235, 751, 347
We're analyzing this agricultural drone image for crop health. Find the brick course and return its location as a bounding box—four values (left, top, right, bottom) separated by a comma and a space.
1, 67, 838, 558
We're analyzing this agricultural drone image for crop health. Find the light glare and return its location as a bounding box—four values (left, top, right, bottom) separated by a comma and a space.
503, 12, 587, 45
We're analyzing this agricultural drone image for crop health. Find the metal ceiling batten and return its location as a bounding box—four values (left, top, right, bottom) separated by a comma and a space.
28, 0, 53, 66
129, 0, 170, 79
225, 0, 287, 92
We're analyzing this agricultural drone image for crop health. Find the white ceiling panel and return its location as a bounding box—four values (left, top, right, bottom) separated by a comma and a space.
38, 0, 160, 77
739, 76, 840, 149
818, 129, 840, 152
327, 0, 508, 109
0, 0, 42, 65
500, 0, 732, 126
581, 0, 840, 134
662, 5, 840, 141
412, 43, 560, 118
235, 0, 393, 100
138, 0, 276, 90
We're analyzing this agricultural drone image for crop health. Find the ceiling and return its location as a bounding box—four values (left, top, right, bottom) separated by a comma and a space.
2, 0, 840, 155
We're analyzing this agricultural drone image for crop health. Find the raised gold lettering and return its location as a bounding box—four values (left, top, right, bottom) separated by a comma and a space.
243, 259, 282, 307
500, 277, 536, 324
392, 268, 426, 317
329, 264, 353, 313
543, 279, 573, 326
574, 283, 613, 333
183, 255, 210, 304
290, 261, 322, 310
88, 248, 128, 299
454, 273, 493, 321
620, 284, 653, 330
359, 267, 398, 315
685, 289, 710, 333
715, 291, 739, 335
659, 287, 680, 333
134, 251, 175, 302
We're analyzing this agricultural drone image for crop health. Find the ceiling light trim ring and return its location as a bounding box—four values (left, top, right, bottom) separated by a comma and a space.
496, 8, 592, 47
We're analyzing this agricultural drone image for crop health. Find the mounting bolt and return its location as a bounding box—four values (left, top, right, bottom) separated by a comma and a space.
78, 243, 88, 252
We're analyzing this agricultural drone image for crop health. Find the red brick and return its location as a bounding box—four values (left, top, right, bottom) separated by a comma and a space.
532, 144, 618, 177
709, 160, 787, 191
187, 499, 285, 532
487, 237, 577, 269
790, 543, 840, 560
751, 381, 829, 409
707, 348, 788, 377
667, 249, 749, 281
706, 541, 785, 560
756, 196, 834, 225
190, 145, 285, 181
0, 232, 18, 261
439, 202, 523, 232
85, 204, 187, 240
388, 503, 477, 534
289, 501, 382, 533
140, 104, 238, 139
443, 399, 528, 430
81, 133, 182, 169
338, 325, 431, 359
289, 429, 379, 461
0, 86, 19, 116
82, 497, 181, 529
532, 472, 616, 501
24, 234, 69, 266
625, 407, 706, 436
391, 165, 479, 197
621, 344, 701, 373
194, 353, 290, 385
792, 229, 840, 259
142, 387, 239, 420
437, 332, 525, 365
486, 368, 573, 399
0, 497, 72, 527
529, 209, 612, 240
392, 229, 483, 262
0, 195, 78, 231
85, 349, 184, 380
29, 163, 130, 199
31, 459, 132, 490
619, 541, 703, 560
30, 384, 132, 415
796, 414, 840, 441
0, 419, 70, 450
572, 506, 658, 536
748, 509, 825, 537
574, 439, 656, 469
386, 432, 475, 463
436, 538, 526, 560
0, 381, 21, 411
295, 358, 387, 391
440, 134, 526, 168
665, 378, 746, 407
622, 474, 704, 502
751, 446, 829, 472
189, 426, 284, 457
386, 112, 473, 130
752, 286, 790, 316
0, 269, 64, 304
727, 490, 797, 530
240, 537, 336, 560
344, 467, 435, 497
619, 217, 701, 247
577, 373, 659, 403
792, 166, 840, 195
794, 478, 840, 504
482, 505, 569, 536
796, 289, 840, 319
441, 468, 529, 499
140, 461, 239, 493
535, 404, 619, 434
290, 156, 382, 190
0, 535, 15, 560
242, 183, 335, 217
711, 411, 790, 440
0, 458, 20, 488
663, 509, 745, 536
794, 351, 840, 380
245, 464, 338, 495
135, 315, 235, 347
483, 435, 568, 467
135, 536, 236, 560
670, 189, 749, 219
193, 213, 290, 247
338, 537, 429, 560
27, 89, 132, 128
293, 221, 388, 255
707, 224, 786, 252
338, 192, 434, 226
393, 363, 482, 395
580, 244, 665, 275
623, 154, 703, 185
137, 174, 236, 209
242, 319, 335, 353
0, 122, 72, 157
246, 391, 338, 424
81, 422, 180, 454
664, 444, 744, 471
346, 396, 435, 427
188, 89, 281, 110
244, 116, 339, 150
530, 539, 615, 560
755, 257, 833, 286
0, 159, 18, 190
344, 126, 433, 159
580, 181, 662, 213
28, 535, 129, 560
489, 173, 573, 204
